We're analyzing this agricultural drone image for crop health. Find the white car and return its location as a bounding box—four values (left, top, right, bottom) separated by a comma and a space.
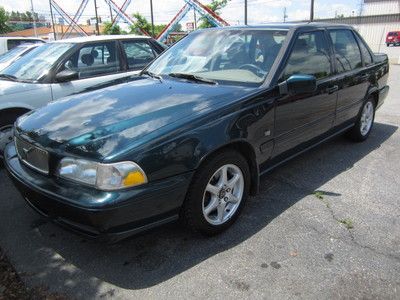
0, 35, 166, 155
0, 43, 40, 71
0, 36, 45, 55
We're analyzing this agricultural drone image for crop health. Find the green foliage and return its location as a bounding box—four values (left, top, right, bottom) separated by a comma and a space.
313, 191, 324, 199
102, 21, 122, 35
129, 12, 169, 37
339, 218, 354, 229
0, 7, 10, 34
130, 12, 152, 35
198, 0, 230, 29
8, 10, 39, 22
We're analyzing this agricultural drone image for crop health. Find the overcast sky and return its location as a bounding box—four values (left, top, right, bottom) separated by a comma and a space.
1, 0, 361, 26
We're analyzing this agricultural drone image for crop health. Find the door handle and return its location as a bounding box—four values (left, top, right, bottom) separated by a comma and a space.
359, 74, 369, 81
327, 85, 338, 94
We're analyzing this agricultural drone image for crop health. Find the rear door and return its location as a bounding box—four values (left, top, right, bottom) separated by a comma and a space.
328, 29, 369, 126
120, 39, 159, 71
272, 29, 338, 156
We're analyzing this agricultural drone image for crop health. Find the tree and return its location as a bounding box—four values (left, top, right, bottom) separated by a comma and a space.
199, 0, 230, 29
102, 21, 122, 35
129, 12, 167, 37
0, 7, 10, 34
130, 12, 152, 35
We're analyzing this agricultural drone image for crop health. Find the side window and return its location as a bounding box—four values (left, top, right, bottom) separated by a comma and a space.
282, 31, 331, 80
62, 41, 120, 79
356, 36, 373, 66
122, 41, 156, 70
329, 29, 362, 72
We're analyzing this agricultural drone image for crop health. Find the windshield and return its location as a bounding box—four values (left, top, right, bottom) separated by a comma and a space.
147, 29, 288, 85
1, 43, 74, 82
0, 45, 33, 64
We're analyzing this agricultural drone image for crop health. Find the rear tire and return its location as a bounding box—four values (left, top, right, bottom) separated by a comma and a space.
181, 150, 250, 236
347, 98, 375, 142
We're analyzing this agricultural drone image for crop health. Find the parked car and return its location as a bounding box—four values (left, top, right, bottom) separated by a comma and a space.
386, 31, 400, 46
0, 43, 40, 71
4, 23, 389, 242
0, 35, 166, 155
0, 37, 45, 54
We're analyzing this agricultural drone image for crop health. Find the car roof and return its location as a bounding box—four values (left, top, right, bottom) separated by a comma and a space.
52, 34, 152, 44
0, 36, 44, 41
198, 22, 354, 31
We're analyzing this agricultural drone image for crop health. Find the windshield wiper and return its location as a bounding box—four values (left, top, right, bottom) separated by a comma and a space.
141, 70, 162, 82
0, 74, 17, 81
168, 73, 217, 85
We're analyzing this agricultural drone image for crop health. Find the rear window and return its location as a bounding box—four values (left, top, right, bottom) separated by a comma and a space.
7, 39, 43, 50
388, 32, 399, 36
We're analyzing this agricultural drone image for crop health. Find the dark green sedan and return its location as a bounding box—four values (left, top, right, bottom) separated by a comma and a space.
4, 23, 389, 242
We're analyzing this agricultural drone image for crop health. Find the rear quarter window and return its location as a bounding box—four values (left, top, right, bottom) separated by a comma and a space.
329, 29, 362, 72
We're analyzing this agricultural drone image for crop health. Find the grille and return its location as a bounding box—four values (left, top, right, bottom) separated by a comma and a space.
15, 137, 49, 174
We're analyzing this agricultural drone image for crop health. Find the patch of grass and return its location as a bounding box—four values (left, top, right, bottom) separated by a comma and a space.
313, 191, 324, 199
339, 218, 354, 229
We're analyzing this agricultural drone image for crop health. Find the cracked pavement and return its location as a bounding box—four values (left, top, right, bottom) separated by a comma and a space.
0, 66, 399, 299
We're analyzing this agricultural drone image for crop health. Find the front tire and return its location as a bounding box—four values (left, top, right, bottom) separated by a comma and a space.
347, 98, 375, 142
0, 111, 21, 159
181, 150, 250, 236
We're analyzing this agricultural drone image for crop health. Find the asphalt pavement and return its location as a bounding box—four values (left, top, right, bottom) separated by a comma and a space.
0, 66, 399, 299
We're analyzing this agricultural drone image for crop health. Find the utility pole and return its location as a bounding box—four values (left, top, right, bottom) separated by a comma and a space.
150, 0, 155, 37
49, 0, 56, 40
193, 9, 197, 29
244, 0, 248, 25
109, 3, 113, 22
94, 0, 100, 35
30, 0, 37, 37
283, 7, 287, 22
310, 0, 314, 22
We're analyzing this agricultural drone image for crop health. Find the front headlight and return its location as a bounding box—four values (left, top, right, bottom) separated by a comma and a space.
57, 158, 147, 190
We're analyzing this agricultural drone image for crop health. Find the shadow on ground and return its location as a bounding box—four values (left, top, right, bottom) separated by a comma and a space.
0, 122, 397, 297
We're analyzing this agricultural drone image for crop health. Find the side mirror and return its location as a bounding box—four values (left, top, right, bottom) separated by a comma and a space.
278, 74, 317, 95
55, 69, 79, 83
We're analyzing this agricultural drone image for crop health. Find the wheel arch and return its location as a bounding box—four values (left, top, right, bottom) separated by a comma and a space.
196, 140, 259, 196
0, 107, 31, 124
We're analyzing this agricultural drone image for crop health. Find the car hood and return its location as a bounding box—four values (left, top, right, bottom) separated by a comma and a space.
0, 79, 40, 96
16, 76, 255, 160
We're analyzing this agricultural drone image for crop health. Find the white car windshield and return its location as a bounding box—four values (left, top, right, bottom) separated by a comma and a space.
0, 43, 74, 82
148, 29, 288, 85
0, 45, 33, 64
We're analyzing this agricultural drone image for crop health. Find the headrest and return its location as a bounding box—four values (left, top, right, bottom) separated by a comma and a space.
81, 53, 94, 66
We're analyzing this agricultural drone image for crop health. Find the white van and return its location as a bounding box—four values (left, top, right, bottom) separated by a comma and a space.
0, 37, 45, 55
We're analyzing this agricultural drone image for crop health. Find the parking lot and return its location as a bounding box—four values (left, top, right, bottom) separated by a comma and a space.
0, 65, 399, 299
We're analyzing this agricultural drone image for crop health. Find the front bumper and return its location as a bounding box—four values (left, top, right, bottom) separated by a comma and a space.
4, 142, 193, 242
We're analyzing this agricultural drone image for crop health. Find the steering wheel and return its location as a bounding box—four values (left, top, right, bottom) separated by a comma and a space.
239, 64, 266, 77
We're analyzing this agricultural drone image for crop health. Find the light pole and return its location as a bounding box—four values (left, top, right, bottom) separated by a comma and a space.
49, 0, 56, 40
30, 0, 37, 37
94, 0, 100, 35
244, 0, 247, 25
310, 0, 314, 22
150, 0, 155, 37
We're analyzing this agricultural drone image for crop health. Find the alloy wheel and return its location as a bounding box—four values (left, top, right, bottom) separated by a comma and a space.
202, 164, 244, 226
360, 101, 374, 136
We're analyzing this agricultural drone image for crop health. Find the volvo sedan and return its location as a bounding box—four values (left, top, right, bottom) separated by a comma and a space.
5, 23, 389, 242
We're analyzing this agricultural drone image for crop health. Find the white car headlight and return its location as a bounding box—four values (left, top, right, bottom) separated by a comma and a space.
57, 158, 148, 190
